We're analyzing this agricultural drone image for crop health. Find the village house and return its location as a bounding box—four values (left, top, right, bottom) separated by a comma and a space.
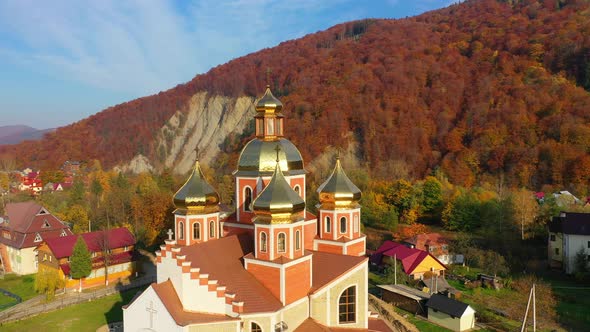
426, 294, 475, 331
370, 241, 447, 279
36, 227, 136, 289
0, 201, 73, 274
18, 169, 42, 195
403, 233, 453, 265
548, 211, 590, 274
123, 88, 391, 331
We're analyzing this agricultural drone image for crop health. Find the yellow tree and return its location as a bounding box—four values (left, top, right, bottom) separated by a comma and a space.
513, 188, 539, 240
65, 204, 90, 234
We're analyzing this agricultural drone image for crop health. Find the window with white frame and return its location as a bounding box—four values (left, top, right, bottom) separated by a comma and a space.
295, 230, 301, 250
325, 216, 331, 233
278, 233, 286, 253
340, 217, 347, 234
260, 232, 267, 252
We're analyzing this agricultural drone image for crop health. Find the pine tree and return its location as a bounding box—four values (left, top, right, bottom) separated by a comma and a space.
70, 236, 92, 291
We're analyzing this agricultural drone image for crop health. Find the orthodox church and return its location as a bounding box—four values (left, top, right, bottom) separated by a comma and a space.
123, 88, 391, 332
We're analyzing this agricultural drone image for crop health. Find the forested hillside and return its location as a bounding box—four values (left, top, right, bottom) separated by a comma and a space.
2, 0, 590, 191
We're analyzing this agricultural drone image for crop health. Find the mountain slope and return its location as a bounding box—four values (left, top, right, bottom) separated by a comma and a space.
1, 0, 590, 190
0, 125, 54, 145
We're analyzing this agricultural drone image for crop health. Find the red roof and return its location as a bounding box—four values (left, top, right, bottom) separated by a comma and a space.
370, 241, 443, 275
45, 227, 135, 259
0, 202, 72, 249
403, 233, 448, 255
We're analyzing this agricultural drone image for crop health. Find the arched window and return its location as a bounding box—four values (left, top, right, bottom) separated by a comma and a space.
251, 322, 262, 332
340, 217, 347, 234
178, 221, 184, 240
325, 216, 331, 233
339, 286, 356, 323
244, 187, 252, 212
354, 215, 359, 233
193, 223, 200, 240
294, 185, 300, 196
209, 220, 215, 238
295, 230, 301, 250
260, 232, 267, 252
278, 233, 286, 253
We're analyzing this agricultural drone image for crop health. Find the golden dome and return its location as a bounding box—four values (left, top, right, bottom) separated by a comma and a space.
317, 157, 361, 209
235, 138, 305, 176
255, 85, 283, 113
173, 160, 220, 214
252, 162, 305, 224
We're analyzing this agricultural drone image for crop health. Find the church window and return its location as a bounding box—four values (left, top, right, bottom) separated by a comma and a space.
178, 222, 184, 240
209, 220, 215, 238
251, 322, 262, 332
340, 217, 347, 234
276, 118, 282, 136
325, 217, 331, 233
339, 286, 356, 323
294, 185, 300, 196
193, 223, 200, 240
295, 230, 301, 250
278, 233, 286, 253
353, 215, 359, 233
244, 187, 252, 212
267, 118, 274, 135
34, 233, 42, 242
260, 232, 267, 252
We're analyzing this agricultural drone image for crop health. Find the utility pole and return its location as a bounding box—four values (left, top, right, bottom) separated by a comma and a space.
521, 283, 536, 332
394, 254, 397, 285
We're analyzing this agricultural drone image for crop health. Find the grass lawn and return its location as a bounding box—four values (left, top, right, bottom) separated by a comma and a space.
0, 274, 37, 310
539, 271, 590, 331
0, 287, 145, 332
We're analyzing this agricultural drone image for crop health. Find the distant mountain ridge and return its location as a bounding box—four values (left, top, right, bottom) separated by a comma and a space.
0, 125, 54, 145
1, 0, 590, 190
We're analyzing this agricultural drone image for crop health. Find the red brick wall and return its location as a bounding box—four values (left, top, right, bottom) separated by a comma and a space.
176, 217, 187, 246
285, 259, 310, 304
304, 221, 316, 250
346, 239, 366, 256
317, 243, 344, 255
289, 177, 305, 200
256, 226, 270, 260
237, 178, 257, 222
246, 262, 281, 300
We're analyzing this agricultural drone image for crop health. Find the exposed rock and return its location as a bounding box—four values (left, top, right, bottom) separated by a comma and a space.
114, 154, 154, 174
154, 92, 256, 174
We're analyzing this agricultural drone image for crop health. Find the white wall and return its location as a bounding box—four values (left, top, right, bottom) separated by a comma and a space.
8, 246, 37, 275
564, 234, 590, 274
123, 286, 183, 332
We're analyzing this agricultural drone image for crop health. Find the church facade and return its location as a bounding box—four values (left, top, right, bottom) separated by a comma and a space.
123, 88, 390, 332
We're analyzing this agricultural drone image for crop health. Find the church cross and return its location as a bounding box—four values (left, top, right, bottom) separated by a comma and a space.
146, 301, 157, 329
167, 228, 174, 241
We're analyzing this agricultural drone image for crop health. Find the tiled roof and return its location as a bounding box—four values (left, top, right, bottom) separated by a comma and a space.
310, 251, 367, 293
152, 280, 239, 327
45, 227, 135, 259
426, 294, 471, 318
0, 202, 71, 249
178, 233, 283, 313
403, 233, 448, 250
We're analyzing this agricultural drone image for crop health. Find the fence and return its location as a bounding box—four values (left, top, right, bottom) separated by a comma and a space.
368, 293, 419, 332
0, 274, 155, 324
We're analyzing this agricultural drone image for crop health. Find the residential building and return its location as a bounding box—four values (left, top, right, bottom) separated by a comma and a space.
18, 170, 42, 194
426, 294, 475, 331
123, 88, 391, 332
37, 227, 136, 289
548, 211, 590, 273
404, 233, 452, 264
370, 241, 447, 279
0, 201, 73, 274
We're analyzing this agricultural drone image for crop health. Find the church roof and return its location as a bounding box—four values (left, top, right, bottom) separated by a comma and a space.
152, 280, 240, 326
255, 85, 283, 113
317, 158, 361, 207
252, 161, 305, 218
179, 233, 283, 313
236, 138, 305, 176
310, 250, 367, 294
173, 160, 220, 213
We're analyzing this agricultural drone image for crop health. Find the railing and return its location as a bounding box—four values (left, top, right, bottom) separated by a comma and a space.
0, 275, 155, 324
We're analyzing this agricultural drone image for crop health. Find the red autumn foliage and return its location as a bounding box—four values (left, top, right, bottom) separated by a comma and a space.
2, 0, 590, 190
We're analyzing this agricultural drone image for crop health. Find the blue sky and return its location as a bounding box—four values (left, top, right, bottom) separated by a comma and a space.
0, 0, 455, 129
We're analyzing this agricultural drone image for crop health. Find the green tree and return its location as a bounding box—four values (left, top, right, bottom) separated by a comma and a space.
35, 266, 64, 301
574, 247, 589, 280
421, 176, 443, 214
69, 178, 86, 206
70, 236, 92, 291
386, 179, 418, 224
442, 192, 480, 231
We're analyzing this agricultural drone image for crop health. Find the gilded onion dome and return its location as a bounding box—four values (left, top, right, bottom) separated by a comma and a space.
256, 85, 283, 113
236, 138, 305, 176
252, 162, 305, 224
173, 160, 220, 214
317, 157, 361, 209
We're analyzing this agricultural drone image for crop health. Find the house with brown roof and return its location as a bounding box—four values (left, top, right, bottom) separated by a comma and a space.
36, 227, 136, 289
404, 233, 451, 264
0, 201, 73, 274
123, 88, 391, 332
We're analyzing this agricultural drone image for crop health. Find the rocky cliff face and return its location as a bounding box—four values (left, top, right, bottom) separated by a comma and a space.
118, 92, 256, 174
